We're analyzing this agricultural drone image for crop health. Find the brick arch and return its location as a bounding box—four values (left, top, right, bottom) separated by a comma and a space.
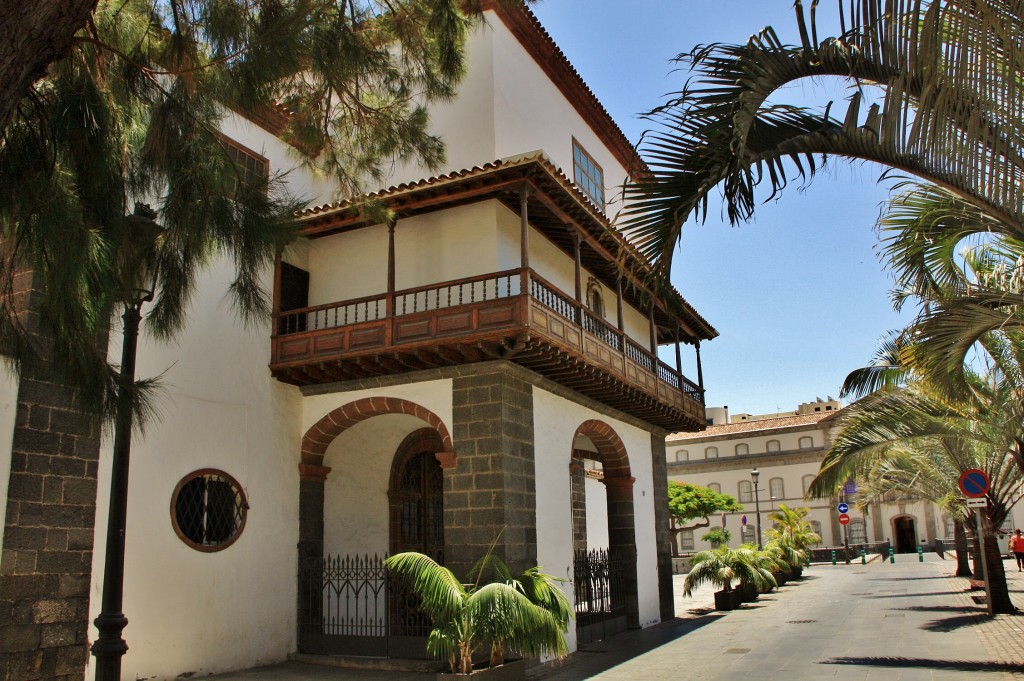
301, 397, 454, 468
572, 419, 632, 483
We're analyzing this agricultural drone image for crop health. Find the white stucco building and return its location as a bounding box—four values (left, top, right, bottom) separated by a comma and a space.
0, 4, 717, 680
667, 399, 1023, 558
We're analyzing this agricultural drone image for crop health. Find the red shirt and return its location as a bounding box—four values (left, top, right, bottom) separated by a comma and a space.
1009, 534, 1024, 553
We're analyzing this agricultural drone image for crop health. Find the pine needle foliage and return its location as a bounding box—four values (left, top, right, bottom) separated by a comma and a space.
0, 0, 499, 420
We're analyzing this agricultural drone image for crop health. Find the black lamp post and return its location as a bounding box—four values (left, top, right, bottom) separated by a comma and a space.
751, 468, 763, 550
92, 204, 162, 681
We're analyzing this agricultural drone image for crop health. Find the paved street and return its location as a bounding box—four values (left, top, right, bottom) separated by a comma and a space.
210, 555, 1024, 681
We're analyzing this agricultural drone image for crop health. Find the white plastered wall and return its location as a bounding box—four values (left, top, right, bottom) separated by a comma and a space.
533, 386, 661, 655
86, 256, 303, 681
322, 413, 433, 557
0, 366, 20, 549
584, 477, 609, 550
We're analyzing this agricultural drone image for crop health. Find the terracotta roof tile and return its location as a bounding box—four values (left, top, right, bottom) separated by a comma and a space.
668, 410, 843, 441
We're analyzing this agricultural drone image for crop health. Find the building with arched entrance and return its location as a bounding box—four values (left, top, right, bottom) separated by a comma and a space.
0, 4, 717, 680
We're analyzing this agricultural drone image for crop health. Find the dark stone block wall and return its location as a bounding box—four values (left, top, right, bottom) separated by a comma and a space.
446, 365, 537, 577
650, 433, 674, 621
0, 269, 101, 681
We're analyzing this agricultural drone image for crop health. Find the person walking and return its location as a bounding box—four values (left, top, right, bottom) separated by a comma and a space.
1010, 529, 1024, 572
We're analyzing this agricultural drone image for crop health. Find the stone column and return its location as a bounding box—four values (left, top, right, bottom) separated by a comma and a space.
296, 463, 330, 649
446, 365, 536, 577
604, 476, 639, 629
569, 456, 587, 552
650, 433, 674, 621
0, 268, 102, 681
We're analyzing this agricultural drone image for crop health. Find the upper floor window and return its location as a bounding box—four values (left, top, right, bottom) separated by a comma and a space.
674, 449, 689, 462
585, 277, 605, 316
572, 139, 604, 209
808, 520, 823, 544
738, 480, 753, 503
802, 474, 816, 496
708, 482, 721, 494
222, 136, 270, 197
769, 477, 785, 499
798, 436, 813, 449
766, 440, 781, 453
735, 443, 749, 456
705, 446, 718, 460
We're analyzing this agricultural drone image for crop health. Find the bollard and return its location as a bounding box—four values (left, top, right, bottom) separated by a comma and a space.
861, 548, 867, 565
889, 547, 896, 564
806, 552, 812, 568
831, 550, 837, 566
917, 546, 924, 562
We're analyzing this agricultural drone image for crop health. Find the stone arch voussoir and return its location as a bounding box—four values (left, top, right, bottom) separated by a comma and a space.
573, 419, 632, 483
301, 396, 454, 468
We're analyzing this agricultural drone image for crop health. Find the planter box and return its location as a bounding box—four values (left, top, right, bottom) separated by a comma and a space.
438, 659, 526, 681
713, 589, 741, 611
739, 582, 759, 602
772, 571, 788, 587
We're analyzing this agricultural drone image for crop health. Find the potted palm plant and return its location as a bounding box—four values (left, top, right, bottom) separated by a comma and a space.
683, 546, 769, 611
385, 550, 572, 679
766, 505, 820, 579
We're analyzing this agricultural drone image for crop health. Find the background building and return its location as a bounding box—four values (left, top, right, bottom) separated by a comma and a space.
667, 399, 1024, 558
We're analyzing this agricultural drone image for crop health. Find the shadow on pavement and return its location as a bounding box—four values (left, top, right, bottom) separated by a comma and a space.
894, 605, 984, 614
531, 614, 724, 680
868, 575, 950, 581
822, 656, 1024, 673
919, 614, 988, 632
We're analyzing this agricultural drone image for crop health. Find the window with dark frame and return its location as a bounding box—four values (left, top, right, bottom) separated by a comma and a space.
171, 469, 248, 552
572, 139, 604, 209
222, 137, 270, 197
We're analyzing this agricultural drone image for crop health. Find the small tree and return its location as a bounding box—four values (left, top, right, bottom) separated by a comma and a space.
700, 528, 731, 548
668, 482, 742, 550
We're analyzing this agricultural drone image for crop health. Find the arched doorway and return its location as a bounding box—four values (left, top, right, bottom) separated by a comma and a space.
569, 420, 638, 645
389, 429, 445, 558
893, 516, 918, 553
296, 397, 455, 658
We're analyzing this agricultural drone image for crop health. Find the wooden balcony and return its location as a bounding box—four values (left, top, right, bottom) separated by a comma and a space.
270, 268, 706, 430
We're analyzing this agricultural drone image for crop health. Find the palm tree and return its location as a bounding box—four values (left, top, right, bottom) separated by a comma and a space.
384, 551, 571, 674
622, 1, 1024, 285
683, 545, 774, 596
808, 379, 1024, 613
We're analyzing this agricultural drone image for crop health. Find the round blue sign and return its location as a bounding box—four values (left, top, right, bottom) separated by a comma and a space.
959, 469, 990, 498
838, 502, 849, 514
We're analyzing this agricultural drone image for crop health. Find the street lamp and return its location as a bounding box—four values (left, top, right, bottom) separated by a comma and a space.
751, 468, 763, 550
92, 203, 162, 681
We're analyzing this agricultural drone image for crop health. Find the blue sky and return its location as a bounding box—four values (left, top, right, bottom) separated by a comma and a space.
531, 1, 908, 416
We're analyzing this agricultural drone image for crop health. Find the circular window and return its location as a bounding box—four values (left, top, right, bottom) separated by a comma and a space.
170, 469, 248, 552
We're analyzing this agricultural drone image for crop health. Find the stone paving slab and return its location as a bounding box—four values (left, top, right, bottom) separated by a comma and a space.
206, 555, 1024, 681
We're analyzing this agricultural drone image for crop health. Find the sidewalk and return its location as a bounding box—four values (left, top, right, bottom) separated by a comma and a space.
209, 555, 1024, 681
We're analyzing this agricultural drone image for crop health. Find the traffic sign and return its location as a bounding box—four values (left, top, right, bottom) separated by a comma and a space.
959, 469, 990, 498
838, 513, 851, 525
837, 502, 849, 514
741, 515, 747, 526
966, 498, 988, 508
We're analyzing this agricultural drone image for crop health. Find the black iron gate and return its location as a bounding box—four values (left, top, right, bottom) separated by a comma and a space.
573, 548, 628, 645
298, 553, 432, 658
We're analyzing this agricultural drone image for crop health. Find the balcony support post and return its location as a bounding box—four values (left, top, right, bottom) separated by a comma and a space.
615, 278, 624, 333
386, 219, 396, 344
272, 251, 282, 332
519, 185, 530, 269
572, 230, 583, 324
695, 340, 705, 392
648, 302, 657, 354
674, 325, 682, 374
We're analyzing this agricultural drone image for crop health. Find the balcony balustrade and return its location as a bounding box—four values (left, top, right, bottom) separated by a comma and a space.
271, 268, 705, 430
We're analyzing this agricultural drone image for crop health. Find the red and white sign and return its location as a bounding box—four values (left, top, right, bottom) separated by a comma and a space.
838, 513, 851, 526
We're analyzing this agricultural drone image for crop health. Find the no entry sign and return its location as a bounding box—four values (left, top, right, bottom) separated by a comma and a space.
959, 469, 990, 498
838, 513, 851, 525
